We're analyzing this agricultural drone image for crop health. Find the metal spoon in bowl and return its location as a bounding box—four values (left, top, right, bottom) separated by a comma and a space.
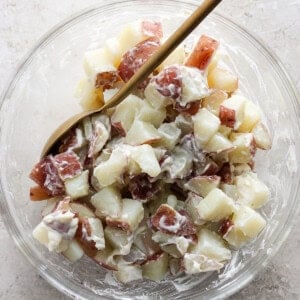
41, 0, 222, 157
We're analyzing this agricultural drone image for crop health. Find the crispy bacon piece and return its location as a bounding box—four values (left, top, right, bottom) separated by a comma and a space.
128, 173, 159, 202
30, 156, 64, 196
175, 101, 200, 115
58, 128, 84, 153
76, 217, 97, 257
29, 186, 50, 201
185, 35, 219, 70
118, 37, 160, 83
53, 151, 82, 181
106, 218, 130, 233
95, 71, 121, 90
219, 218, 234, 236
219, 106, 235, 128
154, 66, 182, 101
142, 20, 163, 39
151, 204, 196, 237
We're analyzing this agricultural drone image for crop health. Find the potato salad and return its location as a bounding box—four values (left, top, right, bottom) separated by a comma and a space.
29, 20, 272, 283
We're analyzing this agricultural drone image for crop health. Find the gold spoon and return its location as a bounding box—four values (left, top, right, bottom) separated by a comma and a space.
41, 0, 222, 157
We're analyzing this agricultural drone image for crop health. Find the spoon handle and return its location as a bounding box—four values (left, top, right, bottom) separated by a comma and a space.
99, 0, 222, 111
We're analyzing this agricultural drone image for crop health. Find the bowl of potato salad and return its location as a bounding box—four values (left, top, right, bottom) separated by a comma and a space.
1, 1, 299, 299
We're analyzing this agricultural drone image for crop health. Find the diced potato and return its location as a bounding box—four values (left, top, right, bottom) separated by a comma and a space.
76, 78, 104, 111
93, 246, 118, 271
103, 88, 119, 103
208, 67, 238, 93
167, 194, 178, 208
86, 218, 106, 250
174, 114, 193, 136
104, 37, 123, 67
104, 226, 133, 255
224, 205, 266, 248
142, 252, 169, 281
201, 89, 228, 116
65, 170, 89, 199
130, 144, 161, 177
111, 95, 144, 133
93, 148, 127, 187
233, 163, 252, 176
157, 122, 181, 150
114, 265, 143, 283
218, 125, 232, 137
137, 104, 166, 128
183, 253, 224, 274
238, 100, 261, 132
204, 133, 233, 153
181, 66, 210, 105
69, 203, 95, 218
190, 228, 231, 262
169, 257, 182, 275
219, 95, 246, 130
91, 186, 122, 219
235, 172, 269, 209
88, 121, 109, 157
107, 199, 144, 233
184, 175, 221, 197
196, 188, 235, 221
83, 48, 115, 80
193, 108, 220, 146
125, 120, 161, 145
152, 231, 190, 257
160, 44, 185, 69
229, 133, 255, 164
220, 183, 238, 200
62, 240, 84, 262
251, 122, 272, 150
186, 193, 205, 225
144, 81, 172, 109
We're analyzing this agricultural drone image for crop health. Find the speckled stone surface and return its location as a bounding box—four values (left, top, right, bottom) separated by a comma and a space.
0, 1, 299, 299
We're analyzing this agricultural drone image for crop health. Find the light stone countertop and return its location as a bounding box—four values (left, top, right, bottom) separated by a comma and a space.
0, 1, 299, 299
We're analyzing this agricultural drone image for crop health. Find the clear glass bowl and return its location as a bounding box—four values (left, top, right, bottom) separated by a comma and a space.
0, 0, 299, 299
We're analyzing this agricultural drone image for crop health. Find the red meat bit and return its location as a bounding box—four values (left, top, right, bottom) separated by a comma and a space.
185, 35, 219, 70
53, 151, 82, 181
128, 173, 159, 202
29, 186, 50, 201
175, 101, 200, 115
154, 66, 182, 101
58, 128, 83, 153
118, 37, 160, 83
142, 20, 163, 39
219, 106, 235, 128
219, 218, 233, 236
111, 121, 126, 137
30, 156, 65, 196
217, 163, 232, 183
106, 218, 131, 233
95, 71, 121, 90
151, 204, 196, 237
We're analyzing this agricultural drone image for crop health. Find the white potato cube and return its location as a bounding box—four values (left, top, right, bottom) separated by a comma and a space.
204, 133, 233, 153
86, 218, 105, 250
142, 252, 169, 281
114, 265, 143, 283
175, 114, 193, 136
89, 121, 109, 157
220, 183, 238, 200
94, 148, 127, 187
157, 122, 181, 150
121, 199, 144, 232
201, 89, 228, 116
190, 228, 231, 262
181, 66, 210, 105
130, 144, 161, 177
184, 175, 221, 197
76, 78, 104, 111
220, 95, 246, 130
251, 122, 272, 150
208, 67, 238, 93
238, 100, 261, 132
111, 95, 144, 133
218, 125, 232, 137
233, 163, 252, 176
65, 170, 89, 199
186, 193, 205, 225
91, 186, 122, 219
160, 44, 185, 69
125, 120, 161, 145
103, 88, 119, 103
137, 104, 166, 128
193, 108, 220, 147
196, 188, 235, 222
183, 253, 224, 274
69, 203, 95, 218
104, 37, 122, 67
104, 226, 133, 255
235, 172, 269, 209
62, 240, 84, 262
224, 205, 266, 248
229, 133, 255, 164
83, 48, 115, 80
144, 81, 172, 109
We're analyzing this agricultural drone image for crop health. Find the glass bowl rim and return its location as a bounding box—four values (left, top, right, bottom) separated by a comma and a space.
0, 0, 300, 299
